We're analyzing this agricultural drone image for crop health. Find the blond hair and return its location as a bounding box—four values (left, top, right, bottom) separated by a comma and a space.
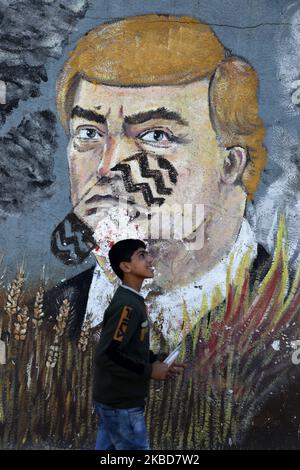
56, 14, 266, 199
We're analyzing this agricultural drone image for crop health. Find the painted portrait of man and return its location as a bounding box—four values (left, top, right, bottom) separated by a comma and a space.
51, 14, 269, 349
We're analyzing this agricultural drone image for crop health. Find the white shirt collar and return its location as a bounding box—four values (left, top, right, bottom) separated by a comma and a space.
85, 218, 257, 348
120, 283, 144, 298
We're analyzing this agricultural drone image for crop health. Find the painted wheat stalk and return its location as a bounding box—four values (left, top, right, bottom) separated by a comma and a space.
13, 306, 29, 341
53, 299, 70, 338
45, 299, 71, 393
46, 338, 60, 369
78, 315, 92, 353
32, 286, 45, 370
33, 287, 45, 331
47, 299, 71, 366
3, 270, 25, 336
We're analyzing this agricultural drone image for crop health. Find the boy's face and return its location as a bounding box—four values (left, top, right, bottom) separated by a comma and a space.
121, 247, 154, 280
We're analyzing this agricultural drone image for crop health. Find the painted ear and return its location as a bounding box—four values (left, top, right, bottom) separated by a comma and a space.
221, 146, 248, 185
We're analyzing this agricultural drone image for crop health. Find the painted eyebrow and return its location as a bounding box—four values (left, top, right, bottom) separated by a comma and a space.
71, 106, 106, 125
124, 107, 189, 126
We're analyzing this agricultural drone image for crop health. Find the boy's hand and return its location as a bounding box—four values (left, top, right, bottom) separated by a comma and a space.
157, 352, 169, 362
166, 362, 187, 378
151, 361, 187, 380
151, 361, 169, 380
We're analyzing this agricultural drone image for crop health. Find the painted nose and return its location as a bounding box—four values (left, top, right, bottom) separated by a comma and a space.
97, 135, 137, 177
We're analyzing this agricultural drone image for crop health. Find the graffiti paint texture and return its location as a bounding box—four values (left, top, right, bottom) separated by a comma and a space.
0, 0, 300, 450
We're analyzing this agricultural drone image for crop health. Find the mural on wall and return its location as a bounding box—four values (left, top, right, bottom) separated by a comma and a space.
0, 0, 300, 450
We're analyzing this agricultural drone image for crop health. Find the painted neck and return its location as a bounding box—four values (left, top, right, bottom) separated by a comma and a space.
149, 185, 247, 292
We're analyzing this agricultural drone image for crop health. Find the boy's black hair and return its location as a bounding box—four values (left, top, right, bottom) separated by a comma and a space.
108, 239, 146, 280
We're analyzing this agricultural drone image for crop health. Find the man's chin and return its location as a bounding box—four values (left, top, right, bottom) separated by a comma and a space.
75, 211, 109, 234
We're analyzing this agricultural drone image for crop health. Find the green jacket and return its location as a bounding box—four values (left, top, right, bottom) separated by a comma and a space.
93, 285, 157, 408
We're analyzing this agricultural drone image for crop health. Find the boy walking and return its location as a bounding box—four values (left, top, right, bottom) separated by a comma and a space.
93, 239, 181, 450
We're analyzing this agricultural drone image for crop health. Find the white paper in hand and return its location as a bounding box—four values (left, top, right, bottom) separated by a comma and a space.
0, 340, 6, 365
163, 343, 181, 367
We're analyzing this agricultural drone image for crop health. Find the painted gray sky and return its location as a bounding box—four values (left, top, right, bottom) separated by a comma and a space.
0, 0, 299, 287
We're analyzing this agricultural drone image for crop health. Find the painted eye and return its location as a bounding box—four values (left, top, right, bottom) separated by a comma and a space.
139, 130, 170, 143
77, 128, 101, 141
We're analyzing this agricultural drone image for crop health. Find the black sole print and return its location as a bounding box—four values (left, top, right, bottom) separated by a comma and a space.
51, 212, 96, 265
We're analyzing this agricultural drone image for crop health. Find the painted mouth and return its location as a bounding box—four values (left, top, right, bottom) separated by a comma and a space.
85, 194, 119, 205
84, 194, 150, 220
84, 195, 119, 217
